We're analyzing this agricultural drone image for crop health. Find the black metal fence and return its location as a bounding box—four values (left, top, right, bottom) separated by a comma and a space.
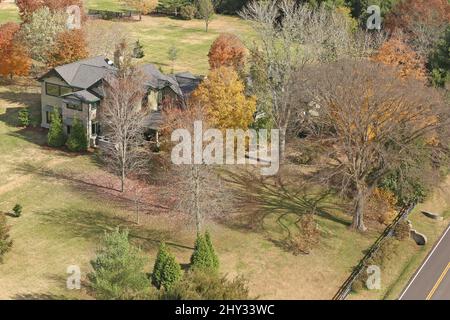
332, 202, 416, 300
87, 9, 140, 20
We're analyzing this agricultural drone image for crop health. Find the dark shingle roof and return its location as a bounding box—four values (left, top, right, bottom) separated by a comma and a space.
41, 58, 200, 100
61, 90, 101, 103
40, 56, 115, 89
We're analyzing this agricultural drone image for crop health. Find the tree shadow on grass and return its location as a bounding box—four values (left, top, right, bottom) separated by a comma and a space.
12, 293, 71, 300
220, 169, 351, 251
36, 207, 191, 252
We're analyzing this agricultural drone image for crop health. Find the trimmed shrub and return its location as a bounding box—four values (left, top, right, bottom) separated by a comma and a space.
160, 254, 183, 290
18, 108, 30, 127
152, 242, 182, 290
12, 204, 22, 218
180, 5, 197, 20
190, 233, 216, 272
132, 40, 145, 59
66, 118, 88, 152
47, 108, 66, 147
0, 214, 13, 263
394, 220, 411, 241
205, 231, 219, 271
161, 270, 250, 300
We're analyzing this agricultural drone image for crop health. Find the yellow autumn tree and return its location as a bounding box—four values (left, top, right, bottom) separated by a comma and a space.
191, 66, 256, 130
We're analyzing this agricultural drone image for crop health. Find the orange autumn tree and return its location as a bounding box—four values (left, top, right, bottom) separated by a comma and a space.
208, 33, 247, 72
372, 36, 427, 81
17, 0, 85, 22
47, 29, 88, 67
0, 23, 31, 79
191, 66, 256, 130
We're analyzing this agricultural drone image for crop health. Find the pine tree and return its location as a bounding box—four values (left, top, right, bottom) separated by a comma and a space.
152, 242, 169, 288
47, 107, 66, 147
190, 233, 215, 271
152, 242, 182, 290
161, 254, 182, 290
205, 231, 219, 272
66, 118, 88, 152
88, 228, 151, 299
0, 214, 13, 263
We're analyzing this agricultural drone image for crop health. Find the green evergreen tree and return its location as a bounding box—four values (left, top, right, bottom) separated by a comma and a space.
88, 228, 151, 299
47, 107, 66, 147
18, 108, 30, 127
429, 26, 450, 88
66, 118, 88, 152
205, 231, 219, 272
132, 40, 145, 59
152, 242, 169, 288
161, 253, 183, 290
152, 242, 182, 290
190, 233, 215, 271
0, 214, 13, 263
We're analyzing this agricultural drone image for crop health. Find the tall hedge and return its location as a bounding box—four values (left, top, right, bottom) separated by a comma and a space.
66, 118, 88, 152
47, 108, 66, 147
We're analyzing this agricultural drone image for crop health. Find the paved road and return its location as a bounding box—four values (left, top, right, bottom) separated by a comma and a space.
399, 224, 450, 300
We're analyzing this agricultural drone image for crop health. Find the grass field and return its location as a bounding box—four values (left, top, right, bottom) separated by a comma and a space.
0, 80, 388, 300
86, 15, 253, 74
0, 3, 19, 24
348, 177, 450, 300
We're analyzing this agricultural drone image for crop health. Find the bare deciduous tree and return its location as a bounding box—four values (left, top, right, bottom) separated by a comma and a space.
240, 0, 383, 161
292, 59, 449, 231
100, 63, 150, 192
156, 104, 233, 233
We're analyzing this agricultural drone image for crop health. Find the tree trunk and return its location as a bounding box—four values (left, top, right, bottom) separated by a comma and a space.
121, 166, 125, 192
139, 12, 142, 21
279, 125, 287, 163
193, 165, 202, 233
205, 21, 209, 32
351, 185, 367, 232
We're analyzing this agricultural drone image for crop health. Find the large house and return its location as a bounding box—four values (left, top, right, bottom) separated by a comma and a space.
38, 56, 201, 146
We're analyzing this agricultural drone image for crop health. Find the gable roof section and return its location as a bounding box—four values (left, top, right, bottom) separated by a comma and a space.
61, 90, 101, 103
39, 56, 115, 89
40, 58, 201, 100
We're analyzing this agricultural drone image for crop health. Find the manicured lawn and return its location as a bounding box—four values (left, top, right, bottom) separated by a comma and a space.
0, 3, 20, 24
85, 0, 124, 11
1, 1, 253, 75
86, 14, 253, 75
